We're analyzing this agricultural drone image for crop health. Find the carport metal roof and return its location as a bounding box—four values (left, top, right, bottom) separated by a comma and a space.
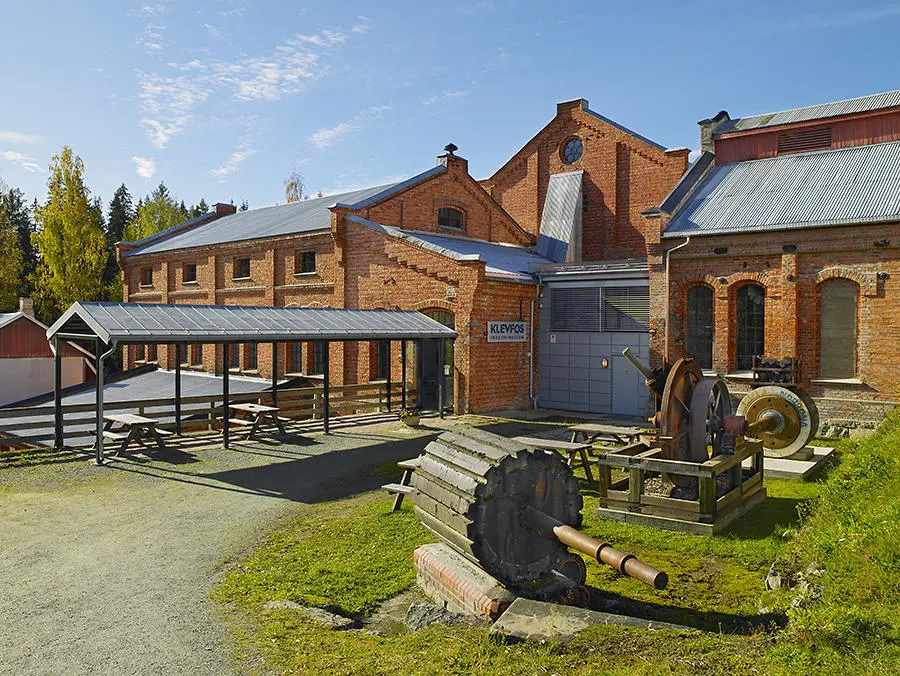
46, 301, 458, 345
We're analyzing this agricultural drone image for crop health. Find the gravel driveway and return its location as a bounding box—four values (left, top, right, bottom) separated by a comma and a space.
0, 422, 436, 675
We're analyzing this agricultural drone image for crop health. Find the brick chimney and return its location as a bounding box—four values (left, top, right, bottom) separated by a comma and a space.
19, 297, 33, 317
214, 202, 238, 216
698, 110, 730, 154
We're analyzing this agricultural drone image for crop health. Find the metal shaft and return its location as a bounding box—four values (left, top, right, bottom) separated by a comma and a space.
622, 348, 653, 379
521, 506, 668, 589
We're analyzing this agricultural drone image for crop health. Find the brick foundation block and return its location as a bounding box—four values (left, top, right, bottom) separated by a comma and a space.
413, 543, 516, 621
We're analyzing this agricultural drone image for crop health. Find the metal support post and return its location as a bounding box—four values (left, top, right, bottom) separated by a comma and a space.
175, 344, 182, 435
53, 338, 63, 449
438, 339, 445, 419
323, 341, 330, 434
386, 340, 392, 412
271, 342, 278, 407
401, 339, 407, 411
222, 344, 230, 449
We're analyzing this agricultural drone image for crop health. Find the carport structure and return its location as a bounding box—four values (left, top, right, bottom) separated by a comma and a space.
46, 301, 457, 464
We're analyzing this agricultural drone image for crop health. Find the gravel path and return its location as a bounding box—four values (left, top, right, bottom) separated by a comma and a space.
0, 423, 436, 675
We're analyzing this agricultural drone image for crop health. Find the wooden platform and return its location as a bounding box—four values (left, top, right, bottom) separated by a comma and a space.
594, 438, 767, 535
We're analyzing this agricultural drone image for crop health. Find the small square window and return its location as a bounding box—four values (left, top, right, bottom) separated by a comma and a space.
233, 257, 250, 279
295, 251, 316, 274
183, 263, 197, 283
141, 268, 153, 286
438, 207, 464, 231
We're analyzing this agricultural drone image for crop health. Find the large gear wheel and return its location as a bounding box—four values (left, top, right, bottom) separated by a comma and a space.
737, 386, 818, 457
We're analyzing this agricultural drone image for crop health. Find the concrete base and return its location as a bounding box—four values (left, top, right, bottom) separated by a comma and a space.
743, 446, 835, 480
490, 598, 693, 643
413, 543, 516, 621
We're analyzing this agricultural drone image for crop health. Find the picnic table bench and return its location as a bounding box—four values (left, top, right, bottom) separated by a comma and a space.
228, 403, 286, 440
568, 423, 647, 446
513, 435, 595, 483
383, 457, 421, 512
102, 413, 172, 457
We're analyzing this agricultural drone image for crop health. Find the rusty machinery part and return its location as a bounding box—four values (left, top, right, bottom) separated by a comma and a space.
622, 347, 669, 400
736, 386, 818, 457
689, 377, 735, 461
555, 553, 588, 586
657, 358, 703, 461
409, 429, 668, 589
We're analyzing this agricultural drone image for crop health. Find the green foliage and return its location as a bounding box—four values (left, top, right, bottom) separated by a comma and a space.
124, 182, 187, 242
106, 183, 135, 245
32, 147, 108, 322
0, 182, 36, 298
0, 198, 24, 311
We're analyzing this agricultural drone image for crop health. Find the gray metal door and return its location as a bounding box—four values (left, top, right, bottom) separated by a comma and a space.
611, 354, 641, 415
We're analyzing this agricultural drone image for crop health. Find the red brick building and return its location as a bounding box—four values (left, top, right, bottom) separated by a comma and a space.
645, 89, 900, 425
118, 99, 687, 415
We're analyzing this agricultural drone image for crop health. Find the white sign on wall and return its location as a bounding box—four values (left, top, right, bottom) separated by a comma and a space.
487, 321, 527, 343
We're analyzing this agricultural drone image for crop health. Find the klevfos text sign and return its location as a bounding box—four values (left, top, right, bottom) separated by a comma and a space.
487, 321, 527, 343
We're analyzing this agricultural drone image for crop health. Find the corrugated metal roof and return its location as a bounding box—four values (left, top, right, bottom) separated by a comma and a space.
536, 171, 582, 262
47, 301, 458, 344
124, 166, 447, 257
716, 89, 900, 133
346, 215, 550, 282
664, 140, 900, 237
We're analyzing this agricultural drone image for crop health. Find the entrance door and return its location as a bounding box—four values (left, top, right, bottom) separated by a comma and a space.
418, 311, 454, 412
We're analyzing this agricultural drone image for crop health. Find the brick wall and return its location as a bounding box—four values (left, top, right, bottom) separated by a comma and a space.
483, 99, 688, 261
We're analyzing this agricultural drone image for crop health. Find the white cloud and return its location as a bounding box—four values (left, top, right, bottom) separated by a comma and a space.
218, 4, 247, 17
138, 72, 212, 148
309, 105, 390, 149
141, 4, 168, 17
423, 90, 468, 106
0, 130, 41, 144
0, 151, 42, 173
132, 156, 156, 179
201, 23, 224, 39
211, 147, 256, 178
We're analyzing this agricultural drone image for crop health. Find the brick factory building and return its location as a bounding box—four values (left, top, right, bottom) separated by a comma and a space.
644, 89, 900, 426
118, 99, 687, 416
117, 89, 900, 425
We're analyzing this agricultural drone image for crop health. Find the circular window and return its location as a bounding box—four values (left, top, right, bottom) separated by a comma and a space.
562, 137, 583, 164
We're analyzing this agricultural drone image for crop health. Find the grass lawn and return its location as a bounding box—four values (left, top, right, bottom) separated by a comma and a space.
213, 416, 900, 675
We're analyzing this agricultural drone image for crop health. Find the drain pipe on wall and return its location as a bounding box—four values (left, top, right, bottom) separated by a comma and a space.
664, 236, 691, 360
529, 278, 542, 409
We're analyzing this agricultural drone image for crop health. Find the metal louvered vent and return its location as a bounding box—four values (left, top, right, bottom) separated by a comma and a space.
777, 127, 832, 154
602, 286, 649, 332
550, 288, 600, 331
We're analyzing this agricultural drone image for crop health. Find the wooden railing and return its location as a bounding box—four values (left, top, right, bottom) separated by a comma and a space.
0, 382, 416, 449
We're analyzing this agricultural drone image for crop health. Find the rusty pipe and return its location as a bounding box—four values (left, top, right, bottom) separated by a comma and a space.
724, 412, 782, 439
520, 506, 668, 590
622, 348, 653, 380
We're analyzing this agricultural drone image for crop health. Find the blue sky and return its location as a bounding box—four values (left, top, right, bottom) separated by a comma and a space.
1, 0, 899, 210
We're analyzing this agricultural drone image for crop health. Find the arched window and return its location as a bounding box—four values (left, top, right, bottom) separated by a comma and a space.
686, 285, 714, 370
736, 284, 765, 370
819, 279, 857, 378
437, 207, 464, 231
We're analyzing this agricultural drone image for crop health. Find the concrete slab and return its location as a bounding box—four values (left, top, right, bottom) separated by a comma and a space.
490, 598, 694, 643
743, 446, 835, 480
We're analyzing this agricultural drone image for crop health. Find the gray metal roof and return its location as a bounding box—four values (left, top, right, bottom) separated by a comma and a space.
716, 89, 900, 133
530, 258, 648, 280
0, 369, 277, 446
123, 165, 447, 257
664, 140, 900, 237
536, 171, 582, 262
347, 215, 551, 283
47, 301, 458, 345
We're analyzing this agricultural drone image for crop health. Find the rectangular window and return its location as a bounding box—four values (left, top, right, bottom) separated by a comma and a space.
375, 340, 390, 379
295, 251, 316, 274
437, 207, 465, 231
602, 286, 650, 332
141, 268, 153, 286
179, 344, 189, 365
246, 343, 258, 370
147, 344, 157, 362
312, 341, 326, 375
289, 341, 303, 374
183, 263, 197, 283
191, 344, 203, 366
229, 343, 240, 370
233, 257, 250, 279
135, 344, 145, 361
550, 288, 600, 332
819, 280, 857, 378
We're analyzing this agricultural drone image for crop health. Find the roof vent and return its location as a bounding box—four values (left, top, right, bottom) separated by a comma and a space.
777, 127, 832, 154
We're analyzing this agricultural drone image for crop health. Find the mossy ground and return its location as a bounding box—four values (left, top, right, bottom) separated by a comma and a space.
213, 416, 900, 675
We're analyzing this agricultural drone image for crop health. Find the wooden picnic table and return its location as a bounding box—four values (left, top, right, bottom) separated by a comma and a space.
103, 412, 171, 456
513, 435, 595, 483
568, 423, 648, 446
228, 402, 286, 440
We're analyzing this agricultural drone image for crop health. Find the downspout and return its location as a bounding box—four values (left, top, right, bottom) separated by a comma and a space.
664, 237, 691, 361
530, 276, 542, 409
